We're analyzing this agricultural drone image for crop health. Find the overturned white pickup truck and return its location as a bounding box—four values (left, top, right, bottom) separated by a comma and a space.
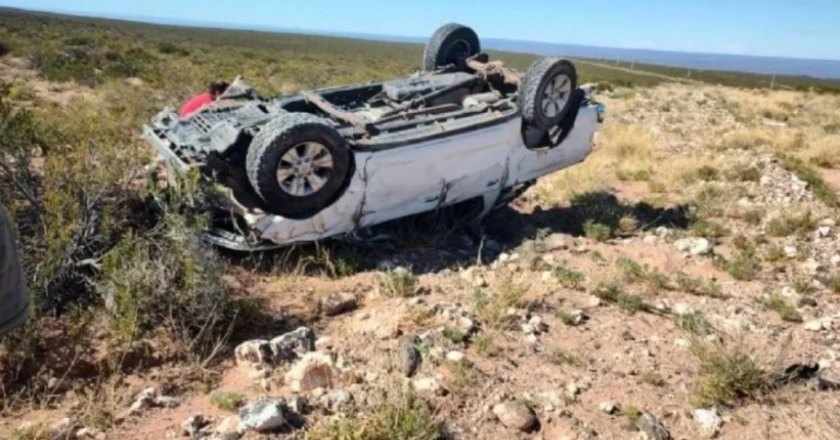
142, 23, 605, 250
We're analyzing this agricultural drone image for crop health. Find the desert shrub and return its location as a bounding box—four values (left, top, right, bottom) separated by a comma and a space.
766, 210, 816, 237
690, 338, 769, 408
763, 294, 802, 323
674, 311, 714, 335
714, 249, 760, 281
98, 211, 235, 358
0, 39, 10, 57
377, 267, 418, 298
473, 276, 528, 330
308, 386, 442, 440
156, 41, 190, 56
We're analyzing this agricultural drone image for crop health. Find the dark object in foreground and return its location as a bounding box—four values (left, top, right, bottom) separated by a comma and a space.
0, 198, 30, 336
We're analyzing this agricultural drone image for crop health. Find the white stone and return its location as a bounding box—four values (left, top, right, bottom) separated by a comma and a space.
693, 408, 723, 438
524, 334, 538, 345
446, 351, 466, 363
566, 382, 580, 397
674, 238, 713, 256
238, 399, 287, 432
805, 320, 828, 332
673, 303, 694, 316
675, 339, 691, 348
831, 255, 840, 267
780, 286, 797, 298
528, 316, 548, 332
817, 227, 832, 238
802, 259, 824, 274
315, 337, 333, 350
600, 402, 618, 415
784, 246, 798, 258
412, 377, 443, 395
492, 401, 537, 431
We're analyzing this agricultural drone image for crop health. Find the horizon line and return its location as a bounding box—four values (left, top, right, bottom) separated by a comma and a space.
4, 5, 840, 65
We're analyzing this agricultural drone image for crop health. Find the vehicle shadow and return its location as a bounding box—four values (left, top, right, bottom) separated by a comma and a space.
226, 191, 692, 278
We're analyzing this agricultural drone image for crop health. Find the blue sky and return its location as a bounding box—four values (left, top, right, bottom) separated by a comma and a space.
2, 0, 839, 60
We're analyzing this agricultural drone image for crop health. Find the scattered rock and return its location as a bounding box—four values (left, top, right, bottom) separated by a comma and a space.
524, 334, 539, 346
674, 238, 713, 256
528, 316, 548, 333
315, 337, 333, 351
235, 340, 272, 366
600, 402, 618, 415
673, 303, 694, 316
693, 408, 723, 438
635, 411, 671, 440
565, 382, 580, 398
126, 387, 179, 416
321, 292, 358, 316
127, 387, 157, 416
399, 336, 421, 378
269, 327, 316, 363
412, 377, 444, 395
805, 319, 830, 332
817, 226, 832, 238
458, 316, 476, 333
831, 255, 840, 267
75, 427, 101, 439
780, 286, 797, 298
182, 414, 209, 438
784, 246, 798, 259
286, 352, 339, 392
238, 399, 287, 432
545, 233, 570, 250
320, 388, 353, 412
155, 395, 181, 408
492, 401, 537, 431
567, 310, 588, 326
588, 296, 603, 308
215, 416, 242, 436
802, 259, 824, 275
446, 351, 466, 363
460, 267, 488, 287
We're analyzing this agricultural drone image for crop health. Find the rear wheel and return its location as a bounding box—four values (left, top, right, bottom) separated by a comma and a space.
246, 114, 351, 218
518, 58, 578, 130
423, 23, 481, 72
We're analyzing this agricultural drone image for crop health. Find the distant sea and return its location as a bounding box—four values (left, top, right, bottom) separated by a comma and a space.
13, 7, 840, 80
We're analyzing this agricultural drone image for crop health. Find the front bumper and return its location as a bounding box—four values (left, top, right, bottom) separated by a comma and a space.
142, 124, 192, 174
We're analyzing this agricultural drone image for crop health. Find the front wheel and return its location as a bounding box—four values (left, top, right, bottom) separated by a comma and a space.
518, 58, 579, 131
246, 114, 351, 218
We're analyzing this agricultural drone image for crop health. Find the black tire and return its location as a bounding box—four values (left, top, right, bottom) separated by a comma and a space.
246, 113, 351, 218
519, 58, 579, 130
423, 23, 481, 72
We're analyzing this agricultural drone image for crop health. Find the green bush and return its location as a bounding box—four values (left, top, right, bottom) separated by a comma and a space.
98, 213, 235, 357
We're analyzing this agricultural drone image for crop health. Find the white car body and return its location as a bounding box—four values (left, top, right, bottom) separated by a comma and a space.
197, 102, 602, 250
